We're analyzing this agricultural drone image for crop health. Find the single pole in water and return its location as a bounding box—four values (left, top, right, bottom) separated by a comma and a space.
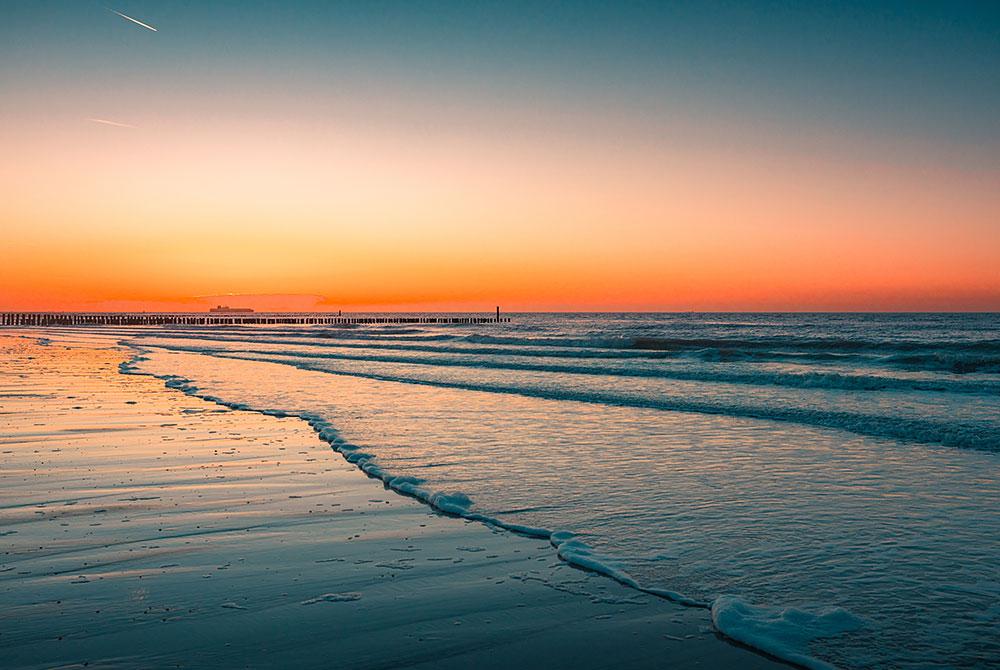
496, 306, 500, 322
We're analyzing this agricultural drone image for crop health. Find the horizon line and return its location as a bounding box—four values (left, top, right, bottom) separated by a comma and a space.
2, 309, 998, 315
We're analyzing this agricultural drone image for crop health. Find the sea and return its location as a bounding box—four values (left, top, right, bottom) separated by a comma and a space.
66, 312, 1000, 669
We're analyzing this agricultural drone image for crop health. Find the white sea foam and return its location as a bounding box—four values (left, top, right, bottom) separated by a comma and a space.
711, 596, 864, 670
300, 592, 362, 605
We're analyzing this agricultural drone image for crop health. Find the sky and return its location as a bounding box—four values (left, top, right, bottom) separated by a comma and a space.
1, 1, 998, 312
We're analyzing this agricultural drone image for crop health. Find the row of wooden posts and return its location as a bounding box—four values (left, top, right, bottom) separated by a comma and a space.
0, 311, 509, 326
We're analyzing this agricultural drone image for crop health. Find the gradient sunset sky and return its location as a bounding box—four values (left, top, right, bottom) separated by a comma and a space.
2, 1, 998, 311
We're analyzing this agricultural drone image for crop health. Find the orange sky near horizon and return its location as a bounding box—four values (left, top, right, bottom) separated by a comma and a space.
2, 4, 998, 313
2, 104, 997, 312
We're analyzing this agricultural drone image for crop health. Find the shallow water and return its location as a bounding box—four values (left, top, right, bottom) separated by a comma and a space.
46, 313, 1000, 668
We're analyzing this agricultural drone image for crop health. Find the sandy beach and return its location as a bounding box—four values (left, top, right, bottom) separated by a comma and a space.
0, 333, 784, 669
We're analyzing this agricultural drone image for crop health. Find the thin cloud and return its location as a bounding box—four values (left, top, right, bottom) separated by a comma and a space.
87, 118, 137, 128
109, 8, 157, 32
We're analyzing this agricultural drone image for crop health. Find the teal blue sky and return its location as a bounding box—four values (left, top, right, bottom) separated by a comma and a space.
3, 1, 998, 153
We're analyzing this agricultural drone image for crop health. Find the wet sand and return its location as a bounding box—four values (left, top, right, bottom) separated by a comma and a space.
0, 333, 785, 669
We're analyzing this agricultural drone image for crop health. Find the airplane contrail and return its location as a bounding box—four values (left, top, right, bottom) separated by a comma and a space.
87, 118, 137, 128
109, 8, 157, 32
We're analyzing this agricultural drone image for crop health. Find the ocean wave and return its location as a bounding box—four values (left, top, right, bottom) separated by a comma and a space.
629, 336, 1000, 354
878, 353, 1000, 374
468, 334, 1000, 371
118, 347, 859, 670
126, 329, 1000, 374
132, 341, 1000, 396
133, 332, 677, 360
143, 345, 1000, 452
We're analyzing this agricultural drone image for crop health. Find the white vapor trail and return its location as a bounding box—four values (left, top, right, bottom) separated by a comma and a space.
87, 118, 137, 128
110, 8, 157, 32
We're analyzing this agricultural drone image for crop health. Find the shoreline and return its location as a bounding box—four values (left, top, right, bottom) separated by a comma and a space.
0, 333, 787, 669
118, 346, 712, 608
